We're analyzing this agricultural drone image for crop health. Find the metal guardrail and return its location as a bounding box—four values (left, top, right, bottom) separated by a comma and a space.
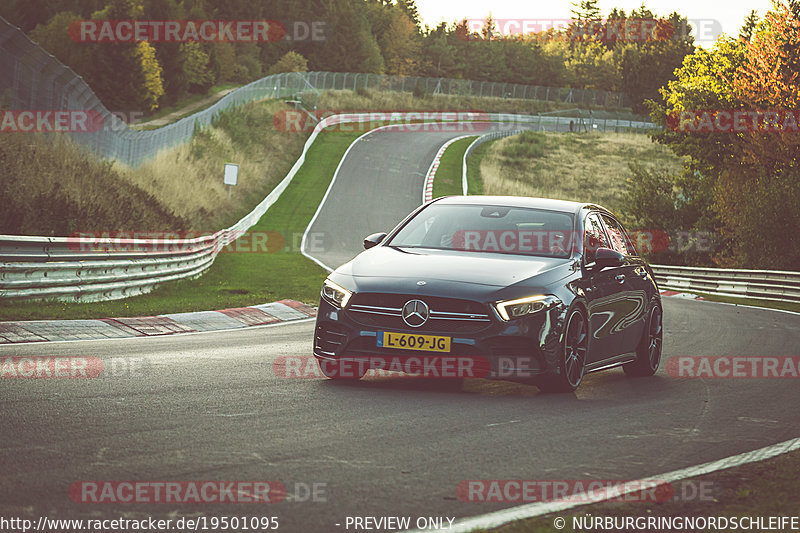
0, 233, 222, 302
651, 265, 800, 304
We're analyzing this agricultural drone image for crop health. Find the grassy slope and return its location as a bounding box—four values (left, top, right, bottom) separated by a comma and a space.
478, 131, 683, 215
0, 99, 309, 235
121, 100, 308, 232
318, 90, 641, 118
2, 90, 643, 238
0, 130, 360, 320
0, 134, 189, 235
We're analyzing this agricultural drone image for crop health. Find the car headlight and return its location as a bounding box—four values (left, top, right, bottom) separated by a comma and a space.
321, 279, 353, 309
494, 295, 561, 321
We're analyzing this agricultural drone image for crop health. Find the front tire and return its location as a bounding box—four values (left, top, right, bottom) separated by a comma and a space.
538, 307, 588, 393
623, 303, 663, 377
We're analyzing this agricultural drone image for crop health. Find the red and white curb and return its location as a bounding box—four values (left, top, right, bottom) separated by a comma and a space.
423, 135, 473, 203
660, 289, 704, 300
0, 300, 315, 344
0, 292, 702, 344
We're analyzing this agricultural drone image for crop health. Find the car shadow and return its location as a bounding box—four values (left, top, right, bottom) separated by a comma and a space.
320, 374, 579, 399
320, 369, 676, 403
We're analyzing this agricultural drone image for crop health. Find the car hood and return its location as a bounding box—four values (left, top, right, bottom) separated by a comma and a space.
332, 246, 574, 301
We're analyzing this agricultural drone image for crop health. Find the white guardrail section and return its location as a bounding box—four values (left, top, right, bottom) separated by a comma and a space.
3, 113, 602, 302
650, 264, 800, 303
459, 130, 800, 305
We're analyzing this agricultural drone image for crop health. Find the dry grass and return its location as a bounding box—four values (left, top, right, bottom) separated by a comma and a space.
478, 131, 684, 214
0, 133, 186, 235
1, 90, 649, 237
0, 99, 308, 235
118, 100, 307, 231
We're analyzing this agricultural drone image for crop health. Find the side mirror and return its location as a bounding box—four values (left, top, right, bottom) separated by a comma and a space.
594, 247, 624, 269
363, 232, 387, 250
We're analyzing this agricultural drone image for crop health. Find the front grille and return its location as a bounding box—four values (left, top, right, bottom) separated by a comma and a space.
347, 293, 492, 333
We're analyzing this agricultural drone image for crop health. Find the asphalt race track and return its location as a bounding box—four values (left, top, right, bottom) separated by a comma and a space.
306, 122, 520, 269
2, 124, 800, 532
2, 302, 800, 531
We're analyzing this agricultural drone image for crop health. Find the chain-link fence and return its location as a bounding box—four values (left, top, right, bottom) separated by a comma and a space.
300, 72, 631, 108
1, 16, 637, 168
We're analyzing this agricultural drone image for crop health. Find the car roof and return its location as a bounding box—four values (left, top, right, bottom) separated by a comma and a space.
433, 195, 613, 217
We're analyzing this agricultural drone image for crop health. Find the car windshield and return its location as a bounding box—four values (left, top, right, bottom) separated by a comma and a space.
387, 203, 575, 258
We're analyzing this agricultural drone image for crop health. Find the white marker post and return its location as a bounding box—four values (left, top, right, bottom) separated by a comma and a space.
224, 163, 239, 200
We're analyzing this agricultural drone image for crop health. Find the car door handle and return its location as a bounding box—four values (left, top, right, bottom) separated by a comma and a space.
615, 274, 626, 283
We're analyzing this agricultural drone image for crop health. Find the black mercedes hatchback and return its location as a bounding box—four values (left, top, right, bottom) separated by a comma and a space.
313, 196, 662, 392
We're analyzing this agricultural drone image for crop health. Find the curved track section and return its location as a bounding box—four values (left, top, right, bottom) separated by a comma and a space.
305, 123, 523, 269
1, 300, 799, 531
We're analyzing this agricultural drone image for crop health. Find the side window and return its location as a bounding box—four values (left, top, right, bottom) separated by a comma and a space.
583, 213, 609, 264
600, 214, 634, 256
617, 219, 638, 256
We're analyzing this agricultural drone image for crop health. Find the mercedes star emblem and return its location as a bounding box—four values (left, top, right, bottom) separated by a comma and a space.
402, 299, 430, 327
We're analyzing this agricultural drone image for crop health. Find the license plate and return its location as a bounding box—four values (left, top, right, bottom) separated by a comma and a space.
377, 331, 451, 352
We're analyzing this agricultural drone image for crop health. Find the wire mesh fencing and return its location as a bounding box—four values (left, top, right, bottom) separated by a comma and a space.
1, 16, 641, 167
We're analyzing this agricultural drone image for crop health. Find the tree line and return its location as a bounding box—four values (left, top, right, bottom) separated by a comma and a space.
5, 0, 796, 269
1, 0, 693, 114
626, 1, 800, 269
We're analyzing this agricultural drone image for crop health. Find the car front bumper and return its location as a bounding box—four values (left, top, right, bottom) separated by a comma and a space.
312, 297, 566, 380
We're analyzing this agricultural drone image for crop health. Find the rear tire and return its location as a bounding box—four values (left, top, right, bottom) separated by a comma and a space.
537, 307, 588, 393
623, 303, 663, 377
